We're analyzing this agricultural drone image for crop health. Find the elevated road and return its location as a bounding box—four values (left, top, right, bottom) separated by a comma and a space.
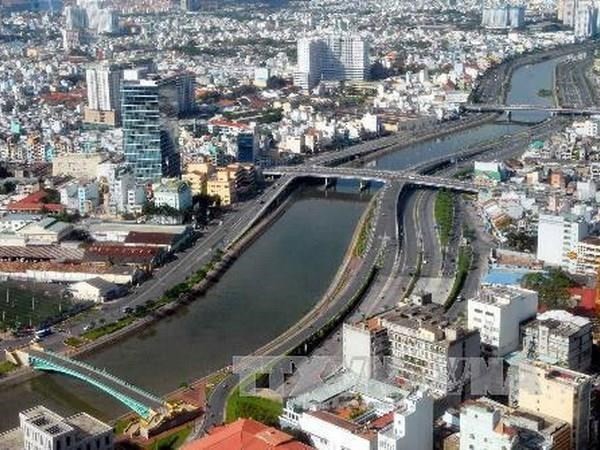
264, 166, 479, 193
464, 103, 600, 115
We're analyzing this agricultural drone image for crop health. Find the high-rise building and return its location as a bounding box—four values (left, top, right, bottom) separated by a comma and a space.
294, 34, 369, 90
513, 360, 592, 450
85, 63, 122, 118
121, 77, 181, 182
575, 4, 597, 37
180, 0, 200, 11
481, 5, 525, 29
536, 213, 588, 271
467, 285, 538, 356
294, 37, 323, 90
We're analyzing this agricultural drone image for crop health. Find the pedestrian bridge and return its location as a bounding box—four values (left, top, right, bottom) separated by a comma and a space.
263, 166, 479, 194
20, 349, 167, 419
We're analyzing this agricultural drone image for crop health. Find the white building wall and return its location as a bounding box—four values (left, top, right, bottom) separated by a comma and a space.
298, 413, 376, 450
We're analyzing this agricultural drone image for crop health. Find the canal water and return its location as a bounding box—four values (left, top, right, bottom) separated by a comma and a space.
0, 56, 561, 429
0, 184, 370, 428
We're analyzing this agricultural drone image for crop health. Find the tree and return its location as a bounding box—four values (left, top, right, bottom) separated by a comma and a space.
521, 268, 575, 309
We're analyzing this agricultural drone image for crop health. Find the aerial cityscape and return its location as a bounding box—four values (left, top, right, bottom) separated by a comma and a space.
3, 0, 600, 449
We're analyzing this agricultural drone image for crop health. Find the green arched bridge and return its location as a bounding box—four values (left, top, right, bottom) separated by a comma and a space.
24, 349, 167, 419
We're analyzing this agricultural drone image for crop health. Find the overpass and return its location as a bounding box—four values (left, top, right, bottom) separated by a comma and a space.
20, 349, 167, 419
263, 166, 479, 194
464, 104, 600, 115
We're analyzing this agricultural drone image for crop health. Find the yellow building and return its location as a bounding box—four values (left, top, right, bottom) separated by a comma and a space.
516, 360, 591, 450
206, 179, 236, 206
182, 162, 215, 195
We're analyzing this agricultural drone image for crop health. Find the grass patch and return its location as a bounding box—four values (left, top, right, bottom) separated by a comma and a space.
434, 190, 455, 247
354, 203, 375, 257
64, 336, 85, 348
446, 246, 472, 307
81, 316, 136, 341
0, 360, 17, 376
226, 387, 283, 427
146, 426, 192, 450
113, 417, 133, 435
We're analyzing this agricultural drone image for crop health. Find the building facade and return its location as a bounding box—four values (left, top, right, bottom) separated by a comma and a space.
294, 34, 369, 90
467, 285, 538, 356
121, 77, 180, 182
522, 310, 592, 372
514, 360, 591, 450
536, 214, 588, 271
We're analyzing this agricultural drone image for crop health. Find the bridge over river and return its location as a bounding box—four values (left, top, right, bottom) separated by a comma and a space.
15, 349, 168, 419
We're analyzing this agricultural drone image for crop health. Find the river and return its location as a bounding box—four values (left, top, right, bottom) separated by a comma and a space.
0, 55, 561, 429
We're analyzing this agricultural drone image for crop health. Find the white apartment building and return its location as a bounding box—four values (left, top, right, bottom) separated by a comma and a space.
342, 319, 388, 379
0, 405, 114, 450
280, 371, 433, 450
460, 400, 518, 449
86, 63, 122, 112
536, 214, 588, 272
467, 285, 538, 356
294, 34, 369, 90
522, 310, 592, 372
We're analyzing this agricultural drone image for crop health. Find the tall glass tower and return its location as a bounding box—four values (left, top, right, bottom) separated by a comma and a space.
121, 79, 180, 182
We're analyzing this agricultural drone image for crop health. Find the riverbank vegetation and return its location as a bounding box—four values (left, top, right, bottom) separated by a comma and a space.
354, 202, 375, 257
435, 190, 455, 247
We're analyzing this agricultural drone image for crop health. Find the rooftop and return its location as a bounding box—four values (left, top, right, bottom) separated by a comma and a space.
525, 310, 591, 336
182, 418, 313, 450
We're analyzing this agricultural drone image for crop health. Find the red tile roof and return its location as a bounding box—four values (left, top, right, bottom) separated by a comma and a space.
84, 244, 162, 264
7, 190, 64, 213
124, 231, 177, 246
181, 419, 314, 450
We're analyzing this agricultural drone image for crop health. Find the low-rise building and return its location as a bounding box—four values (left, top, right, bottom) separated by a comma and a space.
467, 285, 538, 356
182, 418, 313, 449
16, 217, 73, 245
280, 371, 433, 450
458, 397, 571, 450
207, 178, 236, 205
522, 310, 592, 372
0, 405, 114, 450
153, 179, 193, 211
59, 179, 101, 215
69, 277, 125, 303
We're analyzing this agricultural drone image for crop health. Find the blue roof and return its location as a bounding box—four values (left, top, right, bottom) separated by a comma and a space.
484, 268, 537, 286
